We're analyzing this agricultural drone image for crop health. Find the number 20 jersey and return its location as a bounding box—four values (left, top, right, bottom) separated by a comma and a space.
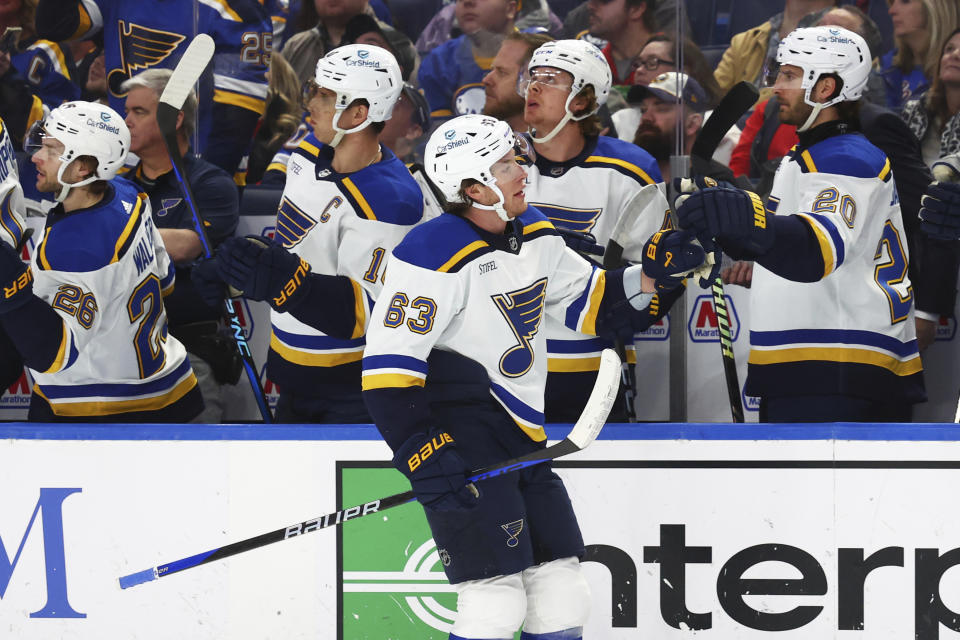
267, 135, 424, 393
29, 178, 196, 416
748, 133, 924, 403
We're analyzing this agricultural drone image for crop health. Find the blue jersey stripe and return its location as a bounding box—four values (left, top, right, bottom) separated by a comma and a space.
489, 381, 545, 425
37, 358, 192, 400
806, 212, 846, 267
362, 354, 429, 374
272, 325, 366, 349
751, 329, 918, 357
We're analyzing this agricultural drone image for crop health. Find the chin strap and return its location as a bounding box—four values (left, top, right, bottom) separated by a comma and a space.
329, 111, 374, 148
530, 90, 598, 144
54, 160, 97, 202
471, 183, 512, 221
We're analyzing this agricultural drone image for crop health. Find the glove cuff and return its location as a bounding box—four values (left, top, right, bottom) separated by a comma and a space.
0, 265, 34, 315
269, 256, 313, 312
392, 430, 457, 477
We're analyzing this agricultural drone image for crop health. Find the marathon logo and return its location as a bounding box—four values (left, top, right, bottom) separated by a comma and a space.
86, 118, 120, 135
688, 294, 740, 343
635, 315, 669, 341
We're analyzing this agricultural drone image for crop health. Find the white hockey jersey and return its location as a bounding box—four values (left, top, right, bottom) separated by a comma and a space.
362, 208, 614, 442
748, 132, 924, 402
518, 134, 669, 372
0, 118, 27, 250
267, 134, 424, 389
30, 178, 197, 416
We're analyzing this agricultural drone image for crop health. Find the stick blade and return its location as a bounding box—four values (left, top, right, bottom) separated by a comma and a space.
567, 348, 621, 449
159, 34, 215, 110
118, 567, 158, 589
691, 81, 759, 162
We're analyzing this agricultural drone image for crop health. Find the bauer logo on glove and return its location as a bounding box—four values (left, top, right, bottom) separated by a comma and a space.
407, 431, 455, 472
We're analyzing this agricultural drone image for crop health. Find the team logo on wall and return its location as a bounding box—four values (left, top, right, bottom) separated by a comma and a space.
687, 294, 740, 343
635, 314, 669, 341
934, 315, 957, 342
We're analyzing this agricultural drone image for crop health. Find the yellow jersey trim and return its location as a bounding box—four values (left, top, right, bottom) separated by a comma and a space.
800, 150, 817, 173
878, 158, 891, 181
514, 420, 548, 442
585, 155, 655, 184
438, 240, 489, 273
361, 372, 426, 390
796, 213, 835, 277
213, 89, 266, 115
580, 270, 607, 335
43, 328, 70, 374
523, 220, 554, 235
34, 373, 198, 417
112, 193, 144, 263
351, 278, 366, 340
270, 333, 364, 367
343, 178, 376, 220
748, 347, 922, 376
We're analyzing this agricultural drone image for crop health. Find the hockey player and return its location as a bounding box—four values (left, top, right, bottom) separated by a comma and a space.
676, 26, 926, 422
0, 115, 28, 390
196, 45, 423, 423
361, 114, 704, 640
34, 0, 272, 177
517, 38, 674, 421
0, 101, 202, 421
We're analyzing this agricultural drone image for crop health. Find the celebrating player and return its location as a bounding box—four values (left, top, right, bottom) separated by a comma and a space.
196, 45, 424, 423
0, 101, 202, 421
517, 39, 675, 421
361, 114, 704, 640
0, 116, 28, 390
676, 26, 926, 422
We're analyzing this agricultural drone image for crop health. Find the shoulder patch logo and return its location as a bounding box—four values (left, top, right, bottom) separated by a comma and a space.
274, 197, 318, 248
492, 278, 548, 377
532, 203, 603, 234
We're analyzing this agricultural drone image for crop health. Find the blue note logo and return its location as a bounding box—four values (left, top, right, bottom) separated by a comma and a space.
492, 278, 548, 377
501, 520, 524, 548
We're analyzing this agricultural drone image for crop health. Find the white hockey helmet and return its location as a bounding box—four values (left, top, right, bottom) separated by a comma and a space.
524, 39, 612, 143
776, 26, 872, 131
313, 44, 403, 147
425, 114, 519, 222
26, 100, 130, 202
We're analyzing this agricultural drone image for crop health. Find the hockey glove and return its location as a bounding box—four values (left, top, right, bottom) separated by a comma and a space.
190, 256, 229, 308
556, 227, 604, 258
641, 229, 709, 292
393, 430, 480, 512
0, 240, 32, 314
673, 178, 773, 258
932, 153, 960, 183
217, 236, 312, 312
920, 181, 960, 241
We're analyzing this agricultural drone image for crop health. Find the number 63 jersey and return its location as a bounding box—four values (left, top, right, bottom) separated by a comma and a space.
29, 178, 197, 417
748, 133, 925, 403
362, 208, 613, 443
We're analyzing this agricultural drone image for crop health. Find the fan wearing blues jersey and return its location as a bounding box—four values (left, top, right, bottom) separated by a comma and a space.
194, 45, 424, 423
0, 101, 202, 421
361, 114, 703, 640
676, 27, 926, 421
517, 39, 675, 422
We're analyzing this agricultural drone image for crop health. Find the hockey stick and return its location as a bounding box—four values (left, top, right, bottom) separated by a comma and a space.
157, 35, 272, 423
117, 348, 620, 589
603, 183, 664, 422
688, 81, 758, 423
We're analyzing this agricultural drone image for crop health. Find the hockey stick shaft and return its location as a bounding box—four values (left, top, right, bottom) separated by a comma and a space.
117, 349, 620, 589
689, 82, 757, 423
158, 35, 272, 423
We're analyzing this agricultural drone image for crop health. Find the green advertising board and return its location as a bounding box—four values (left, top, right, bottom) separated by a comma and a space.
338, 462, 458, 639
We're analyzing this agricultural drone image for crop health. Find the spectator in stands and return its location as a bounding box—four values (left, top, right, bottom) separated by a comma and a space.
246, 51, 304, 185
121, 69, 241, 422
881, 0, 959, 111
380, 83, 431, 163
628, 72, 707, 183
418, 0, 518, 121
612, 36, 728, 148
283, 0, 417, 83
35, 0, 271, 179
901, 27, 960, 164
582, 0, 658, 86
713, 0, 834, 95
483, 30, 554, 131
0, 1, 43, 148
416, 0, 561, 56
560, 0, 689, 44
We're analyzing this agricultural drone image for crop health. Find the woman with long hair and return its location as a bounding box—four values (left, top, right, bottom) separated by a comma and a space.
881, 0, 960, 110
901, 27, 960, 164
